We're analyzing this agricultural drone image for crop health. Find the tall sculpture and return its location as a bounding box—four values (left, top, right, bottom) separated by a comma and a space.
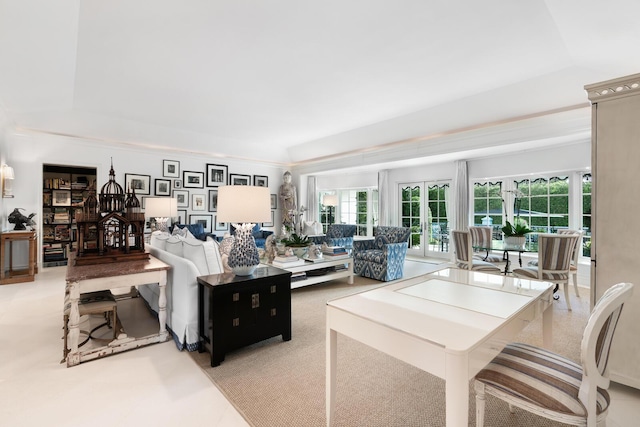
278, 171, 297, 231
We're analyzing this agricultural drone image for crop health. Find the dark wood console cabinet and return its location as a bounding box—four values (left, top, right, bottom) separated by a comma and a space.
197, 266, 292, 367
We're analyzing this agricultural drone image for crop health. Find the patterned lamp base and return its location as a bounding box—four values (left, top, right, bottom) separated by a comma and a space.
228, 223, 260, 276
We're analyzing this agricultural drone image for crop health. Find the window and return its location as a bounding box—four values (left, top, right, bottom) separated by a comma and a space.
319, 188, 378, 236
473, 181, 503, 228
515, 176, 569, 234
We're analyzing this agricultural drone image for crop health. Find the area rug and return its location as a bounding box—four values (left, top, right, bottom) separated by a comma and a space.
190, 275, 590, 427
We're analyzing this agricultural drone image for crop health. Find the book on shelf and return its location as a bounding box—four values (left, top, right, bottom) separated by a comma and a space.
303, 256, 329, 263
291, 272, 307, 282
322, 245, 346, 254
322, 253, 351, 260
272, 259, 306, 268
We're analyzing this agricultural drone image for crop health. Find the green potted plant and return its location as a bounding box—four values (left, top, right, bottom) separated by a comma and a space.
501, 218, 532, 247
280, 233, 312, 258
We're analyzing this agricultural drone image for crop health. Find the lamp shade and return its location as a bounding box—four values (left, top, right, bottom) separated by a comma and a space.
323, 194, 338, 207
2, 165, 14, 180
217, 185, 271, 223
144, 197, 178, 218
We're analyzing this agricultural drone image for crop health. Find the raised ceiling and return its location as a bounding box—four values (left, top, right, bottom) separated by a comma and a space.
1, 1, 639, 168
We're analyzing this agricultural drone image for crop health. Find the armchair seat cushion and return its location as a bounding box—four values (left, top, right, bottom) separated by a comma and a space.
354, 249, 384, 263
512, 267, 569, 282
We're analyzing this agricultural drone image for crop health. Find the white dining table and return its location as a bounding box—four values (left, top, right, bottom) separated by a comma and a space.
326, 268, 554, 426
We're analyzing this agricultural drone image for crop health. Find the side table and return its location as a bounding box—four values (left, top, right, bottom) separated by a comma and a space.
197, 265, 292, 367
1, 230, 38, 285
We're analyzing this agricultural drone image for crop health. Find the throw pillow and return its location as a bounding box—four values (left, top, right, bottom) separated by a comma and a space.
165, 235, 185, 257
149, 231, 171, 250
182, 238, 223, 276
172, 226, 196, 240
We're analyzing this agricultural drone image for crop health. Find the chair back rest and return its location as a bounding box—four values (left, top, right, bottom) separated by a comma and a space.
451, 230, 472, 268
557, 229, 584, 265
578, 282, 633, 418
374, 226, 410, 243
537, 233, 579, 277
469, 226, 492, 248
326, 224, 356, 238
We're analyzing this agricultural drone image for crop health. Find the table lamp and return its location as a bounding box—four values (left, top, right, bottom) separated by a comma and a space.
322, 193, 338, 225
145, 197, 178, 232
217, 185, 271, 275
2, 164, 15, 198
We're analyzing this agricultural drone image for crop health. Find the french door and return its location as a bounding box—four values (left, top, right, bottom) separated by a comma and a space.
400, 181, 451, 258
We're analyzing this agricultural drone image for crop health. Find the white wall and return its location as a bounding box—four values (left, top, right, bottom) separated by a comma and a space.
2, 130, 286, 267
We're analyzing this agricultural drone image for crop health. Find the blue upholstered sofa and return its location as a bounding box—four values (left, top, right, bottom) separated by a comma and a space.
353, 226, 411, 281
170, 223, 217, 241
230, 223, 274, 249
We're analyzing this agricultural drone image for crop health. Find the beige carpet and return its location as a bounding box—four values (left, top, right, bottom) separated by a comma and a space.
190, 274, 590, 427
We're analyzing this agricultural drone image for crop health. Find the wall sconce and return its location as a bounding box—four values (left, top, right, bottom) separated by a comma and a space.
2, 164, 15, 198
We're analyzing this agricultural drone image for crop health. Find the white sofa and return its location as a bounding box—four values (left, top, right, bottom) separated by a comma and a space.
139, 231, 224, 351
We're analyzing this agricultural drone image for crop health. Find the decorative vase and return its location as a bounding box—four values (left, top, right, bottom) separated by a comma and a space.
228, 223, 260, 276
288, 246, 309, 258
505, 236, 526, 247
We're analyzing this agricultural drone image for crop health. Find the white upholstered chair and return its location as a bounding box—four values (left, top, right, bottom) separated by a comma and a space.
513, 233, 579, 310
474, 282, 633, 427
451, 230, 501, 273
469, 226, 503, 263
558, 229, 585, 297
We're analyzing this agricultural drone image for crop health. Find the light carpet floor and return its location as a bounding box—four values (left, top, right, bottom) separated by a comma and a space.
191, 273, 589, 427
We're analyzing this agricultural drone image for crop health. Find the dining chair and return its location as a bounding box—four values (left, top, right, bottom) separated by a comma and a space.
451, 230, 501, 273
513, 233, 579, 310
474, 281, 633, 427
558, 229, 585, 297
469, 226, 503, 263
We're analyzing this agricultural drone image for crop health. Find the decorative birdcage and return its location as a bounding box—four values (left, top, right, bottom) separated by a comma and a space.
100, 160, 125, 213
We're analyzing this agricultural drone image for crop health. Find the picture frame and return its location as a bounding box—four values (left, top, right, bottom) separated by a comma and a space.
214, 215, 228, 231
206, 164, 228, 187
189, 214, 213, 233
270, 194, 277, 209
253, 175, 268, 187
183, 170, 204, 189
229, 173, 251, 186
52, 190, 71, 206
125, 173, 151, 195
262, 211, 274, 227
208, 189, 218, 212
177, 210, 187, 225
163, 160, 180, 178
173, 179, 182, 189
192, 193, 206, 211
155, 179, 171, 196
173, 190, 189, 208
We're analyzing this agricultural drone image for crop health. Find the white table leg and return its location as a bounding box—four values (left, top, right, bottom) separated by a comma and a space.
158, 277, 168, 339
445, 352, 469, 427
67, 282, 81, 367
326, 327, 337, 426
347, 260, 354, 285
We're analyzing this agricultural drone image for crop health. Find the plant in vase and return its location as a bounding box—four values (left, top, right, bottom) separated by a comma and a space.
501, 218, 532, 247
280, 233, 311, 258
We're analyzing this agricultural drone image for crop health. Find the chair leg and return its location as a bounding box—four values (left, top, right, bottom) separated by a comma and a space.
572, 272, 580, 298
564, 282, 572, 311
473, 381, 486, 427
63, 314, 69, 360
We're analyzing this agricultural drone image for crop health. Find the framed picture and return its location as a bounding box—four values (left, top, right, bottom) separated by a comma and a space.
208, 189, 218, 212
163, 160, 180, 178
214, 215, 228, 231
254, 175, 268, 187
177, 210, 187, 225
270, 194, 277, 209
183, 171, 204, 189
192, 193, 206, 211
52, 190, 71, 206
173, 180, 182, 189
206, 164, 228, 187
229, 173, 251, 186
173, 190, 189, 208
155, 179, 171, 196
263, 211, 274, 227
189, 214, 213, 233
125, 173, 151, 195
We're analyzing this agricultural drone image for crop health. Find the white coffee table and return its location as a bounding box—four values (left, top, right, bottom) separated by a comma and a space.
326, 268, 554, 426
274, 257, 353, 289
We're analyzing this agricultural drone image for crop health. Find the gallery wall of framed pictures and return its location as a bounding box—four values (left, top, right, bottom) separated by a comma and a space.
125, 159, 280, 236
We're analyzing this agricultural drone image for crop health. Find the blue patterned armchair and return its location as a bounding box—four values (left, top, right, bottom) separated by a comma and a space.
353, 226, 411, 281
308, 224, 357, 249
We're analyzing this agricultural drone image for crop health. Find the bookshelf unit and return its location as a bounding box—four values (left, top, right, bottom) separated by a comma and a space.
42, 165, 97, 267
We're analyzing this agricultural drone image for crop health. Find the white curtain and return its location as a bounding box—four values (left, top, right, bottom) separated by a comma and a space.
306, 176, 318, 222
453, 160, 468, 231
378, 170, 389, 226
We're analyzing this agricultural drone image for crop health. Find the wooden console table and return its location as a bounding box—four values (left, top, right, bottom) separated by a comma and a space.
65, 253, 171, 367
0, 230, 37, 285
